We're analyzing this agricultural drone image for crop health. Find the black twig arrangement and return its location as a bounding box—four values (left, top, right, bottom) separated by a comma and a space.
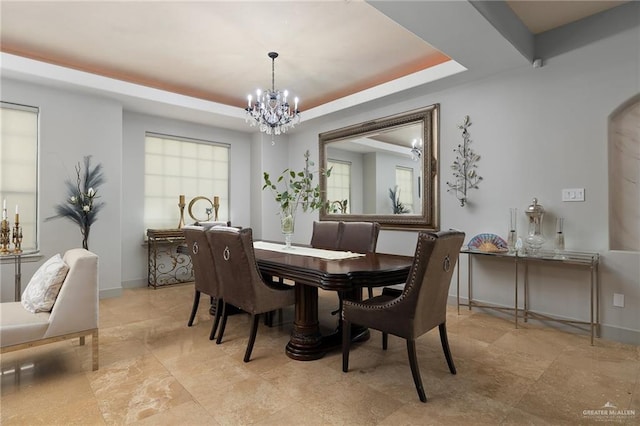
47, 156, 105, 250
389, 186, 409, 214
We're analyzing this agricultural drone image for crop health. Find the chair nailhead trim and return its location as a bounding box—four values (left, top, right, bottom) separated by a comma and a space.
344, 233, 436, 311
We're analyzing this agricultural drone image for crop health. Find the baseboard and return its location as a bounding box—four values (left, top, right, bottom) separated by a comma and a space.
447, 295, 639, 346
99, 287, 122, 299
122, 278, 147, 289
599, 324, 640, 346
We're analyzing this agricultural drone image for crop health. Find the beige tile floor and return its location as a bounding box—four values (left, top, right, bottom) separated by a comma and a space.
1, 284, 638, 425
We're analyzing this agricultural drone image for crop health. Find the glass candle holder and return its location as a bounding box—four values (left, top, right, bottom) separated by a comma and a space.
507, 208, 517, 254
554, 217, 565, 259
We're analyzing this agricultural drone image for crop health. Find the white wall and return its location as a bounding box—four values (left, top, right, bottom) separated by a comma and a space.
121, 112, 252, 288
279, 25, 639, 343
252, 133, 293, 243
0, 79, 122, 299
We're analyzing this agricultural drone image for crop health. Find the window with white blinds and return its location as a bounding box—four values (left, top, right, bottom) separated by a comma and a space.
144, 133, 230, 231
0, 102, 39, 251
326, 159, 351, 213
395, 166, 414, 213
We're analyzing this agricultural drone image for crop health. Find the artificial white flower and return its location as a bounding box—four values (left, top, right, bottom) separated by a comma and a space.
87, 187, 95, 197
83, 205, 91, 212
70, 196, 77, 203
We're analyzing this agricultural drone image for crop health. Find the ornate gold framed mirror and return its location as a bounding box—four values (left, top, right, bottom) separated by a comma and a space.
319, 104, 439, 230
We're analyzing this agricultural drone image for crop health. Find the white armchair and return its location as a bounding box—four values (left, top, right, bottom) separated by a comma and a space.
0, 248, 99, 370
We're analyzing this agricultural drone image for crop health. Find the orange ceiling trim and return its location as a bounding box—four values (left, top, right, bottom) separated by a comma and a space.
1, 45, 235, 105
2, 46, 450, 111
306, 51, 451, 110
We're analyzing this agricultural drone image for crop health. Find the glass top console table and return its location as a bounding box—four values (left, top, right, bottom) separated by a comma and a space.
457, 248, 600, 345
0, 250, 39, 301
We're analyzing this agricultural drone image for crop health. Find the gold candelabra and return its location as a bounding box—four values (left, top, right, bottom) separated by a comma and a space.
12, 213, 23, 253
1, 206, 23, 254
213, 196, 220, 221
0, 216, 10, 254
178, 195, 186, 229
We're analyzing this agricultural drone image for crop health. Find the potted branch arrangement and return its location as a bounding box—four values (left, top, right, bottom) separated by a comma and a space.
262, 150, 330, 249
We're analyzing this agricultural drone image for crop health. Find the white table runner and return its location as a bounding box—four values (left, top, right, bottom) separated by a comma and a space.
253, 241, 365, 260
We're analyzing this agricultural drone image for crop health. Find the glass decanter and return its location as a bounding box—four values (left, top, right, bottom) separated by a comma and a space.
524, 198, 545, 256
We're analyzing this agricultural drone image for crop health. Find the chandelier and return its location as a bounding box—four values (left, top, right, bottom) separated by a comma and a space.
411, 138, 423, 161
245, 52, 300, 138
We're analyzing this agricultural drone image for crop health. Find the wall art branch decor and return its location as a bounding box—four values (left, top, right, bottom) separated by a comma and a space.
446, 115, 482, 206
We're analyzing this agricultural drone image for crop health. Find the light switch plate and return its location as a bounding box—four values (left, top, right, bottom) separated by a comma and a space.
562, 188, 585, 202
613, 293, 625, 308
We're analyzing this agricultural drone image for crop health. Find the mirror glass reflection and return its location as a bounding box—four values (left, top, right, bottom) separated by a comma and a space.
325, 122, 423, 215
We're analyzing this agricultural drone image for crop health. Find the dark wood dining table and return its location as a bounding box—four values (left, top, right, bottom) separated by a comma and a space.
254, 246, 413, 361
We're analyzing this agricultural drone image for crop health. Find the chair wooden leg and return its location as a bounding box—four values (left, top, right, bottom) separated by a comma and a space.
264, 310, 273, 327
406, 339, 427, 403
342, 319, 352, 372
382, 332, 388, 350
209, 298, 224, 340
367, 286, 373, 298
244, 314, 261, 363
216, 303, 228, 345
188, 290, 201, 326
92, 330, 99, 371
438, 323, 456, 375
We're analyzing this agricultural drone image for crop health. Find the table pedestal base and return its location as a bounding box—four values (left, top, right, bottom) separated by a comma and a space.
285, 283, 370, 361
286, 284, 324, 360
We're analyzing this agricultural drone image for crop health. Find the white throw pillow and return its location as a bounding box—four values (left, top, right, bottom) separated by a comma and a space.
21, 254, 70, 313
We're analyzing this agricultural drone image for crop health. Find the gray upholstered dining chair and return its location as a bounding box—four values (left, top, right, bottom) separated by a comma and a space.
310, 221, 381, 316
310, 220, 342, 250
206, 227, 295, 362
338, 221, 380, 253
182, 225, 224, 341
309, 220, 379, 254
338, 221, 381, 298
341, 230, 465, 403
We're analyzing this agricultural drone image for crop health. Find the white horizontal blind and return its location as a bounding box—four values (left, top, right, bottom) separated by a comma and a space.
144, 133, 229, 231
327, 159, 351, 213
395, 166, 414, 213
0, 102, 39, 250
